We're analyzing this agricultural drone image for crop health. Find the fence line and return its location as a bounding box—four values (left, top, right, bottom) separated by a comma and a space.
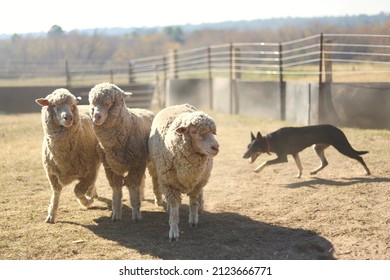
1, 33, 389, 86
127, 33, 390, 85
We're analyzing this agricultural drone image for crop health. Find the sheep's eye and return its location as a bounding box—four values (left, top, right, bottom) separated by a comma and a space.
191, 130, 198, 135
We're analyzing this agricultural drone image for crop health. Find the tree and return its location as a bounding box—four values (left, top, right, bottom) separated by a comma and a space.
48, 25, 65, 37
163, 26, 185, 44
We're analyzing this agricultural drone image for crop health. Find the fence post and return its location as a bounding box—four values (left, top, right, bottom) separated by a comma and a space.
324, 40, 333, 83
110, 70, 114, 83
229, 43, 234, 114
207, 46, 213, 110
128, 61, 135, 84
169, 49, 178, 79
65, 60, 71, 88
162, 56, 167, 107
233, 47, 241, 79
318, 33, 325, 124
279, 43, 286, 121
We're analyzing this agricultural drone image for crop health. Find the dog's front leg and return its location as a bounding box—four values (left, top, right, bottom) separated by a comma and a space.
292, 153, 303, 178
255, 155, 287, 173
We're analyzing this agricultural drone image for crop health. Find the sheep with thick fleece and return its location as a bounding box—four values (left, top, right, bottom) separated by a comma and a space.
148, 104, 219, 241
36, 89, 101, 223
88, 82, 154, 222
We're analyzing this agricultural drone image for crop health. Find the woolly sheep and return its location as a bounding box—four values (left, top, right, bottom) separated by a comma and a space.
36, 89, 101, 223
88, 82, 155, 222
148, 104, 219, 241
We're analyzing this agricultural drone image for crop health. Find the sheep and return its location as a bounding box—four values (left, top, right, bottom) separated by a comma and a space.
88, 82, 155, 222
36, 88, 101, 223
148, 104, 219, 241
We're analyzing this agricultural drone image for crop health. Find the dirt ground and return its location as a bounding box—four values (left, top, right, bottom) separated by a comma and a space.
0, 111, 389, 260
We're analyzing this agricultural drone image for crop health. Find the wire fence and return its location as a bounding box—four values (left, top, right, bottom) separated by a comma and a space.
129, 33, 390, 84
1, 33, 389, 86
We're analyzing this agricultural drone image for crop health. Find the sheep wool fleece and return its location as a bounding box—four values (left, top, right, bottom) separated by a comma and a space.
88, 82, 154, 221
37, 88, 101, 223
148, 104, 216, 205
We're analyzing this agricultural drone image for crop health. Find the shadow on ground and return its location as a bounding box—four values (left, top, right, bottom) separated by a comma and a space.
80, 202, 335, 260
284, 176, 390, 189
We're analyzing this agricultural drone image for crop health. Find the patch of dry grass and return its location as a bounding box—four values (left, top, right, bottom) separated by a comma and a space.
0, 112, 389, 260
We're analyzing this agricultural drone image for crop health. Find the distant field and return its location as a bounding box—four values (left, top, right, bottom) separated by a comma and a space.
1, 63, 390, 87
0, 111, 389, 259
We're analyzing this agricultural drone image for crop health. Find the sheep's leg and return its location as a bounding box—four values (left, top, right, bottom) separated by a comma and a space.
46, 174, 62, 223
164, 186, 182, 241
140, 174, 146, 201
188, 190, 204, 227
111, 185, 123, 222
86, 184, 98, 199
124, 170, 144, 222
103, 164, 124, 221
74, 175, 97, 208
169, 204, 180, 242
148, 163, 164, 207
86, 162, 100, 199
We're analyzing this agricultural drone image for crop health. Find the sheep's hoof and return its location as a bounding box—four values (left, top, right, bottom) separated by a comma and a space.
155, 198, 165, 207
169, 225, 180, 242
189, 222, 198, 228
78, 196, 94, 208
132, 211, 142, 222
169, 236, 179, 242
111, 214, 122, 222
45, 216, 55, 223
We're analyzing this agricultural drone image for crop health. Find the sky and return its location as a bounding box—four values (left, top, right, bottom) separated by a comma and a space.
1, 0, 389, 35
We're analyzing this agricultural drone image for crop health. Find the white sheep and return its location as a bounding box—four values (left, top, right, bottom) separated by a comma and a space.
88, 82, 155, 222
148, 104, 219, 241
36, 88, 101, 223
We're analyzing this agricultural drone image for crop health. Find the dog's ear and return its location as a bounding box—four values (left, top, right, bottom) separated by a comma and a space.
256, 132, 262, 139
251, 132, 255, 141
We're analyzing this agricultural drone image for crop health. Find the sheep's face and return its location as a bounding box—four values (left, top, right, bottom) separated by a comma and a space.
36, 90, 80, 128
89, 83, 132, 126
89, 98, 113, 126
176, 125, 219, 157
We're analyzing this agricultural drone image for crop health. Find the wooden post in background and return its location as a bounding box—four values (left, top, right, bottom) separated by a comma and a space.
169, 49, 178, 79
207, 46, 213, 110
229, 43, 234, 114
324, 39, 333, 83
65, 60, 71, 88
110, 70, 114, 83
279, 43, 286, 121
318, 33, 325, 124
162, 56, 167, 107
128, 61, 135, 84
233, 47, 241, 79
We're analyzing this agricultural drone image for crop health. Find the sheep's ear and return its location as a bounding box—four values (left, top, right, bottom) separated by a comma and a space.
76, 97, 82, 104
123, 92, 132, 99
35, 98, 50, 107
175, 126, 187, 135
256, 131, 262, 139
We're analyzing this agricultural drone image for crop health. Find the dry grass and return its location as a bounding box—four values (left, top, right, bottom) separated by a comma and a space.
0, 111, 389, 260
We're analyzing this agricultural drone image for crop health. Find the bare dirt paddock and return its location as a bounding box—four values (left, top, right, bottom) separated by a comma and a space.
0, 111, 389, 260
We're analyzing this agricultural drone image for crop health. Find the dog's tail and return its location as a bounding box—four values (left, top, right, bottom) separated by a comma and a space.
357, 150, 369, 155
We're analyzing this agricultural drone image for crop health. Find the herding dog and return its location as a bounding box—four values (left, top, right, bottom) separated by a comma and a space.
242, 124, 371, 178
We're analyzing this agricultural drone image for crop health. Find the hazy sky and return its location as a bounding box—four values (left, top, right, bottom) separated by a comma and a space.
1, 0, 389, 34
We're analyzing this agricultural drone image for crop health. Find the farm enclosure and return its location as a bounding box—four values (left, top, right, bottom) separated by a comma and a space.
0, 111, 389, 260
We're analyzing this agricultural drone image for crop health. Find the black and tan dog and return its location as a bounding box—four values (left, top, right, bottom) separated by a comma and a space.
243, 124, 371, 178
